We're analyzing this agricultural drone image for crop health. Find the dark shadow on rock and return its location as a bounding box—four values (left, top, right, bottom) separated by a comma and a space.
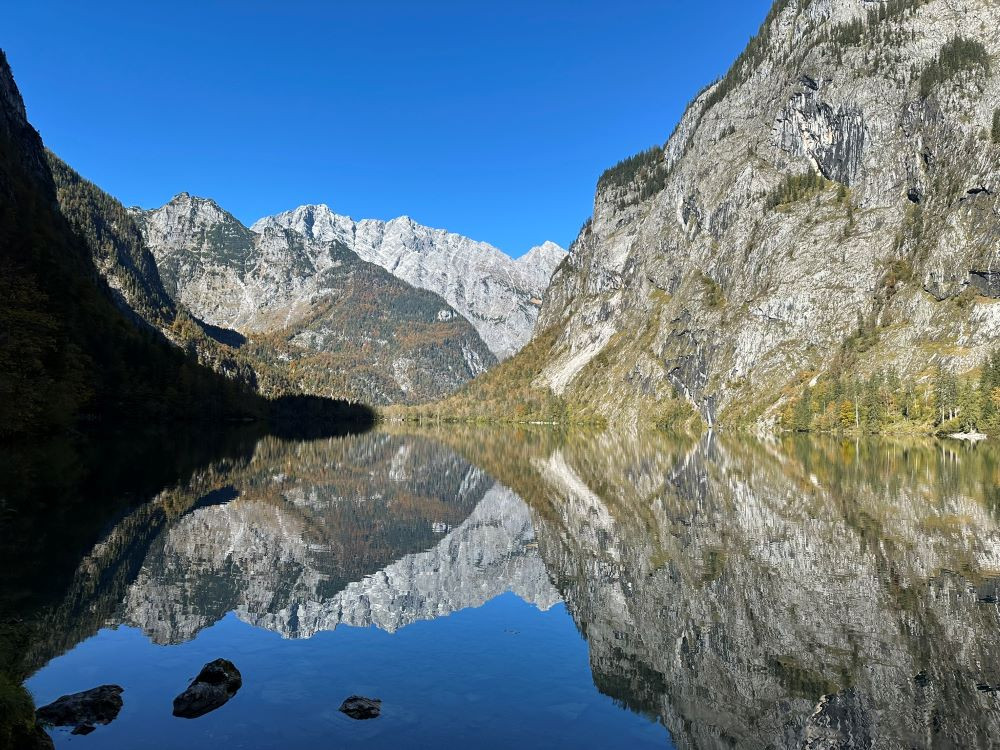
181, 485, 240, 518
339, 695, 381, 720
194, 317, 247, 348
35, 684, 123, 735
172, 659, 242, 719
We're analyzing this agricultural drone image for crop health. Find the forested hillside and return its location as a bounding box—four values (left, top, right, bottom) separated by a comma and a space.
0, 50, 260, 438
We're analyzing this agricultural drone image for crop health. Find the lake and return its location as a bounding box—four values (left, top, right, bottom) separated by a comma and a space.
5, 427, 1000, 748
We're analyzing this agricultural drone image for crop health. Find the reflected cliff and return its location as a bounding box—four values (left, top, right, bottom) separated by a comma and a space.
467, 431, 1000, 749
122, 434, 560, 642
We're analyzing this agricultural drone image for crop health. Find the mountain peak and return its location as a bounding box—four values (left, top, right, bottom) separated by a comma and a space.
258, 204, 564, 358
168, 191, 225, 212
520, 241, 567, 264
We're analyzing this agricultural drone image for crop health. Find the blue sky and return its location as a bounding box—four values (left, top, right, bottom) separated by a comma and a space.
6, 1, 771, 256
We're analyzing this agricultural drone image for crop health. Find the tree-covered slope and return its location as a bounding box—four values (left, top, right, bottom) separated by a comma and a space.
0, 50, 260, 438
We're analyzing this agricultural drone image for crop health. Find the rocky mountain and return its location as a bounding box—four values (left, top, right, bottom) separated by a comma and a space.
472, 0, 1000, 426
253, 204, 567, 359
134, 194, 496, 404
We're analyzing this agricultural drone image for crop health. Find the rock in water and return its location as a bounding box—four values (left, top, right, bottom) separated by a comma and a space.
172, 659, 242, 719
35, 684, 123, 734
338, 695, 381, 720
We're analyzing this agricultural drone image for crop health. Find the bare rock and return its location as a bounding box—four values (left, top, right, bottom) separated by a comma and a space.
338, 695, 381, 720
172, 659, 242, 719
35, 684, 123, 734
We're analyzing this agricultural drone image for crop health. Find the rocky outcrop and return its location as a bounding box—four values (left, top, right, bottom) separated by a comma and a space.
172, 659, 242, 719
520, 0, 1000, 425
338, 696, 381, 720
35, 685, 123, 735
134, 194, 496, 404
253, 204, 566, 359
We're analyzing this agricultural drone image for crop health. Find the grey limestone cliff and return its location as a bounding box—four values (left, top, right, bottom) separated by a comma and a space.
528, 0, 1000, 425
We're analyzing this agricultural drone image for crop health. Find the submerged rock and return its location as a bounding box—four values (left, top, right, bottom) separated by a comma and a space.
338, 695, 381, 720
35, 684, 123, 734
172, 659, 242, 719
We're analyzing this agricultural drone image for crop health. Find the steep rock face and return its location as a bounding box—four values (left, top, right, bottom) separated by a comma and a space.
530, 0, 1000, 424
253, 204, 567, 359
135, 195, 496, 404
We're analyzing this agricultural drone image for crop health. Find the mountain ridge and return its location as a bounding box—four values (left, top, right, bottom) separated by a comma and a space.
253, 203, 566, 359
133, 193, 498, 405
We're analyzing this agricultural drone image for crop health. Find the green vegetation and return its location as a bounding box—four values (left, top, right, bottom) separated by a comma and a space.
702, 0, 796, 113
780, 348, 1000, 436
824, 0, 929, 50
992, 109, 1000, 144
699, 272, 725, 308
766, 169, 839, 210
919, 36, 991, 98
596, 145, 670, 208
0, 622, 39, 750
48, 152, 176, 325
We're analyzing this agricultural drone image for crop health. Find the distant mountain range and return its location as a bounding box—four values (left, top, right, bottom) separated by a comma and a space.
254, 204, 565, 359
126, 194, 563, 404
130, 193, 494, 404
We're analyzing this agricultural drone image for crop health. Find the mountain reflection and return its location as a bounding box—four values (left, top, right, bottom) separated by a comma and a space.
86, 433, 553, 644
20, 427, 1000, 747
478, 431, 1000, 749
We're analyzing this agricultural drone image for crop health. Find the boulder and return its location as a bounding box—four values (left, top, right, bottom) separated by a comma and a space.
338, 695, 381, 720
172, 659, 242, 719
35, 684, 123, 734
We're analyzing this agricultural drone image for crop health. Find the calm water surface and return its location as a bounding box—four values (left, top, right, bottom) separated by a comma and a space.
6, 428, 1000, 747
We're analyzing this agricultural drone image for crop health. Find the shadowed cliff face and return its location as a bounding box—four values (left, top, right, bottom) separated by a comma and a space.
510, 432, 1000, 749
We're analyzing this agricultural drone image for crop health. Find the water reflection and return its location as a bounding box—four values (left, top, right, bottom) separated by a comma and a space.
466, 430, 1000, 748
12, 427, 1000, 748
122, 434, 559, 642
